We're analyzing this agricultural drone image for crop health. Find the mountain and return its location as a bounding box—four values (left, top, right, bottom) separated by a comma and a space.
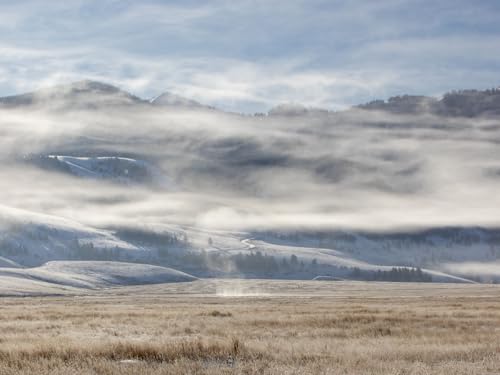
269, 89, 500, 118
1, 81, 500, 290
0, 80, 144, 110
0, 80, 218, 113
2, 80, 499, 117
150, 91, 213, 110
358, 88, 500, 117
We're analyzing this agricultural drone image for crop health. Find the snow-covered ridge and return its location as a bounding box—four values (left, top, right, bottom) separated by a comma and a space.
0, 204, 484, 284
33, 155, 169, 187
150, 91, 209, 109
0, 261, 197, 296
0, 204, 141, 267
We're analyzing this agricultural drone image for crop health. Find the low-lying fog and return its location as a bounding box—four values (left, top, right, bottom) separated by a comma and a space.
2, 82, 500, 233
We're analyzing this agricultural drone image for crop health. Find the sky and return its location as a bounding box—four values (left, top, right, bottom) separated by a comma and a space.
0, 0, 499, 113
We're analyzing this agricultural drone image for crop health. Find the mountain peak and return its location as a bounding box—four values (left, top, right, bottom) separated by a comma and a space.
150, 91, 212, 110
61, 80, 124, 94
0, 81, 219, 111
0, 80, 141, 109
39, 80, 138, 99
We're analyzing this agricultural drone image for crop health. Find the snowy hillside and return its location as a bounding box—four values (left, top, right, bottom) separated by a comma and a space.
0, 261, 197, 296
0, 205, 142, 267
0, 206, 479, 283
25, 155, 169, 187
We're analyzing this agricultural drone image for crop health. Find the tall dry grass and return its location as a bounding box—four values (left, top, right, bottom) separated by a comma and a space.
0, 281, 500, 374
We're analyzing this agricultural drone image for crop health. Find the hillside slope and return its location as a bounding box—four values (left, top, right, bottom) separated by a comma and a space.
0, 261, 197, 296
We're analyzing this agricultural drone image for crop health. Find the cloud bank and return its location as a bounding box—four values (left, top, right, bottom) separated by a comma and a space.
1, 84, 500, 233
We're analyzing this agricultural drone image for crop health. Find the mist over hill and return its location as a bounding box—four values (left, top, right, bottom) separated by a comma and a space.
1, 80, 500, 284
357, 89, 500, 117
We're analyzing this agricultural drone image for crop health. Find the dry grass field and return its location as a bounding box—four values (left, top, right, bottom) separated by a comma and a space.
1, 280, 500, 374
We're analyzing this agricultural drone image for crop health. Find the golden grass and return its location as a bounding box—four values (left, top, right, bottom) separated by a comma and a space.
1, 281, 500, 374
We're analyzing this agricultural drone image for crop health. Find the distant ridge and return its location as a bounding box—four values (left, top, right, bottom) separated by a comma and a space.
1, 80, 499, 117
0, 80, 216, 111
357, 88, 500, 117
0, 80, 142, 109
151, 91, 214, 110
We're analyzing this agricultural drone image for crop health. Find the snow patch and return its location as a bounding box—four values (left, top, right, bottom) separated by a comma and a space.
46, 155, 169, 187
0, 256, 21, 268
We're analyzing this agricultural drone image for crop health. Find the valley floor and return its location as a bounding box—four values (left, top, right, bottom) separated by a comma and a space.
1, 280, 500, 374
